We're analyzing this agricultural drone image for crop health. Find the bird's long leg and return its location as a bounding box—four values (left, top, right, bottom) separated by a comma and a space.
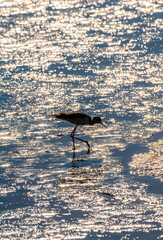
70, 125, 77, 138
70, 125, 90, 152
73, 136, 90, 153
70, 125, 77, 150
70, 125, 90, 153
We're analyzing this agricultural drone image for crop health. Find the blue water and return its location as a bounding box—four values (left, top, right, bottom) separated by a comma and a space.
0, 1, 163, 239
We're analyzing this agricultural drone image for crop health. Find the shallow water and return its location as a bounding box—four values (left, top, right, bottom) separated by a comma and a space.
0, 0, 163, 239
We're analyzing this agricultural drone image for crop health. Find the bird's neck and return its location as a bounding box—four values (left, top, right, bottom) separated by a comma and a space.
90, 119, 96, 125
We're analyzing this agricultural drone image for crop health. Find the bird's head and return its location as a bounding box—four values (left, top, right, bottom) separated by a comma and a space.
92, 116, 107, 127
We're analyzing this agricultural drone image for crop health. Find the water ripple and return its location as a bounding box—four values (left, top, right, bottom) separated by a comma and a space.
0, 0, 162, 239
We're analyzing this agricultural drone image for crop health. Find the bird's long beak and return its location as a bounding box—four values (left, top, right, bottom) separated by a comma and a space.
101, 122, 107, 128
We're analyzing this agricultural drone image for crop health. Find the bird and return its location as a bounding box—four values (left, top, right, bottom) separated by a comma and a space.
53, 112, 107, 151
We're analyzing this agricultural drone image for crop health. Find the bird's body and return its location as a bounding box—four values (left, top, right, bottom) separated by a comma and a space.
54, 112, 107, 152
55, 112, 106, 126
55, 112, 91, 125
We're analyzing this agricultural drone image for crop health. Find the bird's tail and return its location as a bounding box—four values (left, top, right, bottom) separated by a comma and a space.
48, 113, 59, 120
51, 112, 67, 120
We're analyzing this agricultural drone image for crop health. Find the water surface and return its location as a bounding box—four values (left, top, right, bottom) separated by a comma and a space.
0, 0, 163, 239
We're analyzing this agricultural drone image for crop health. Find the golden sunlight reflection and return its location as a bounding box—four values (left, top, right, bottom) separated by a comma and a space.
0, 131, 19, 140
130, 140, 163, 180
0, 0, 163, 239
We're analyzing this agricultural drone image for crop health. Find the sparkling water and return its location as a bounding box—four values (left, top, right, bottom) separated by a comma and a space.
0, 1, 162, 239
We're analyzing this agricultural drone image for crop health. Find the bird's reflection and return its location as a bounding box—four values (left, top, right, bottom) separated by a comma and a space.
69, 159, 104, 185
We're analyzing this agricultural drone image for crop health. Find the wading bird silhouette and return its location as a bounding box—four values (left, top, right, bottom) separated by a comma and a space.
53, 112, 107, 153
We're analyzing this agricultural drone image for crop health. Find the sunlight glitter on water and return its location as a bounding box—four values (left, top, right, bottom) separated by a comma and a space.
0, 0, 163, 239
